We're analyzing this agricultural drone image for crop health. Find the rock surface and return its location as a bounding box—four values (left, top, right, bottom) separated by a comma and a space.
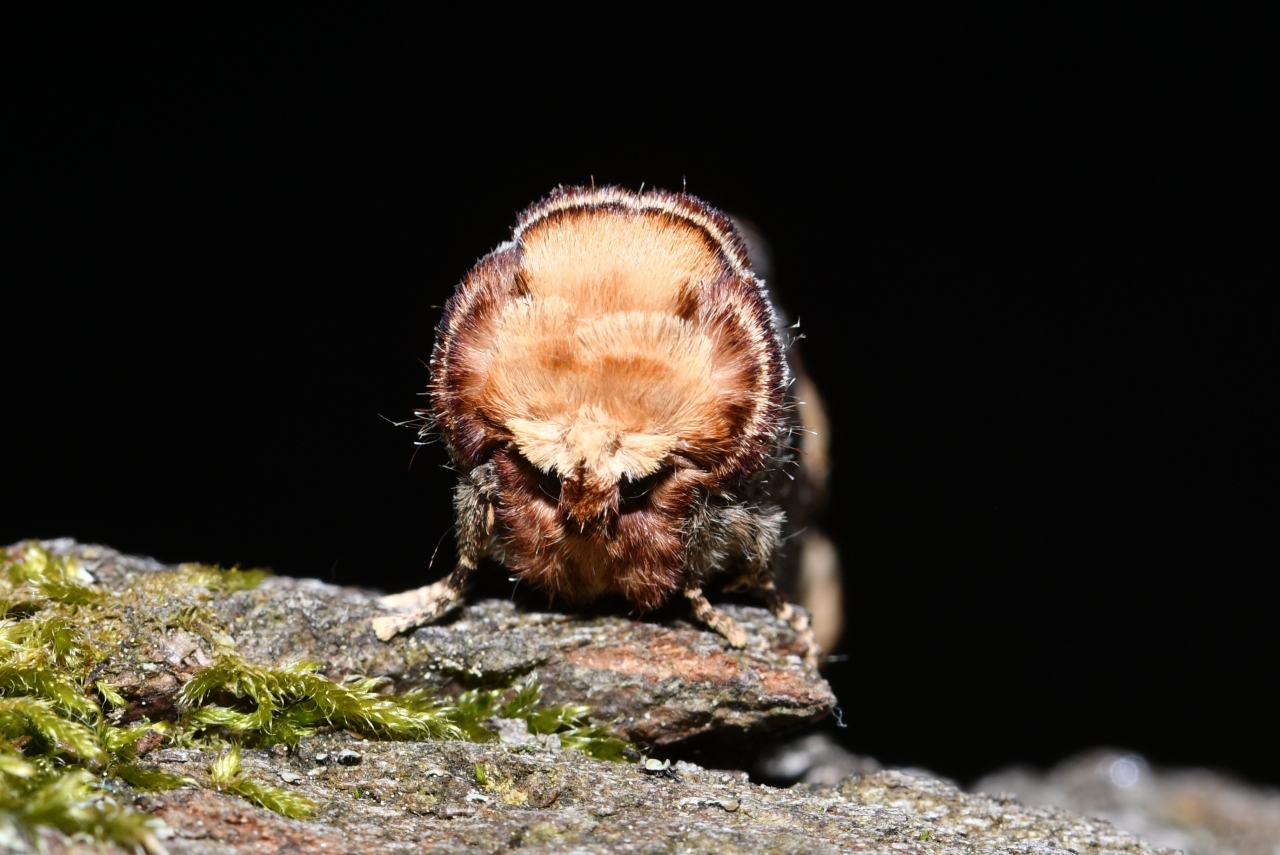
8, 541, 1179, 854
59, 539, 832, 746
975, 749, 1280, 855
37, 735, 1176, 855
755, 731, 889, 787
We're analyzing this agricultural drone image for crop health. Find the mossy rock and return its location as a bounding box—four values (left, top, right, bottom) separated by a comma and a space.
2, 540, 1174, 854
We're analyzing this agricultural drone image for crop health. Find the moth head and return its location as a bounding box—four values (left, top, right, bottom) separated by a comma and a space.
503, 413, 667, 523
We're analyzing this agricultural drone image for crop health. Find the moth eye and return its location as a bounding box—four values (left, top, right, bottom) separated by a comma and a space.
536, 469, 562, 501
619, 469, 666, 509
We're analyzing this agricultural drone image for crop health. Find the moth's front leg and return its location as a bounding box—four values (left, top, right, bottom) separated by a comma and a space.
372, 464, 496, 641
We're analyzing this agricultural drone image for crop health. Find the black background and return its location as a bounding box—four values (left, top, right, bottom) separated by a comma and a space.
7, 10, 1272, 785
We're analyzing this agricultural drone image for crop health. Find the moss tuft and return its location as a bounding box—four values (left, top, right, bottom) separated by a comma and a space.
114, 761, 196, 791
179, 654, 462, 745
0, 695, 105, 764
2, 545, 170, 850
499, 678, 633, 763
1, 769, 166, 853
208, 745, 317, 819
182, 563, 272, 592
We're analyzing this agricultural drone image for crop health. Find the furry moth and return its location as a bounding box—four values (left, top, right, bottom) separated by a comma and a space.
374, 186, 819, 664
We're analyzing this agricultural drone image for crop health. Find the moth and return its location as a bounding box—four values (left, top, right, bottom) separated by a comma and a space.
374, 186, 820, 664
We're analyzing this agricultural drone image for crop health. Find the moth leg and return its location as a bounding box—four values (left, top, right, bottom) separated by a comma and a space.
723, 508, 822, 667
372, 558, 473, 641
684, 584, 748, 648
756, 579, 821, 668
373, 464, 494, 642
716, 509, 819, 664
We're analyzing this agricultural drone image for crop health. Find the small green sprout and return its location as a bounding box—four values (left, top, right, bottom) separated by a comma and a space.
95, 679, 126, 709
209, 745, 317, 819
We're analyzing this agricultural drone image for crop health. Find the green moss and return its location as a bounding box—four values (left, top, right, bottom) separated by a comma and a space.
0, 696, 104, 763
504, 677, 631, 761
1, 542, 634, 848
1, 546, 297, 847
1, 769, 165, 853
445, 678, 632, 762
113, 761, 195, 791
182, 563, 272, 593
209, 745, 317, 819
179, 654, 462, 746
176, 656, 631, 761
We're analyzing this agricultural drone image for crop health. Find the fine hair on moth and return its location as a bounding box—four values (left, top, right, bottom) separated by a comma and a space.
374, 185, 827, 665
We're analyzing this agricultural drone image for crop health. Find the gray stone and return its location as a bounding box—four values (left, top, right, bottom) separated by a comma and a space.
52, 737, 1179, 855
975, 748, 1280, 855
18, 541, 1183, 854
49, 539, 834, 746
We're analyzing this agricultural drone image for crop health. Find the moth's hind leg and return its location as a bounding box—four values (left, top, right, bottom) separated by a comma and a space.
687, 570, 819, 667
723, 505, 823, 668
373, 464, 495, 642
683, 584, 748, 648
757, 579, 821, 668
